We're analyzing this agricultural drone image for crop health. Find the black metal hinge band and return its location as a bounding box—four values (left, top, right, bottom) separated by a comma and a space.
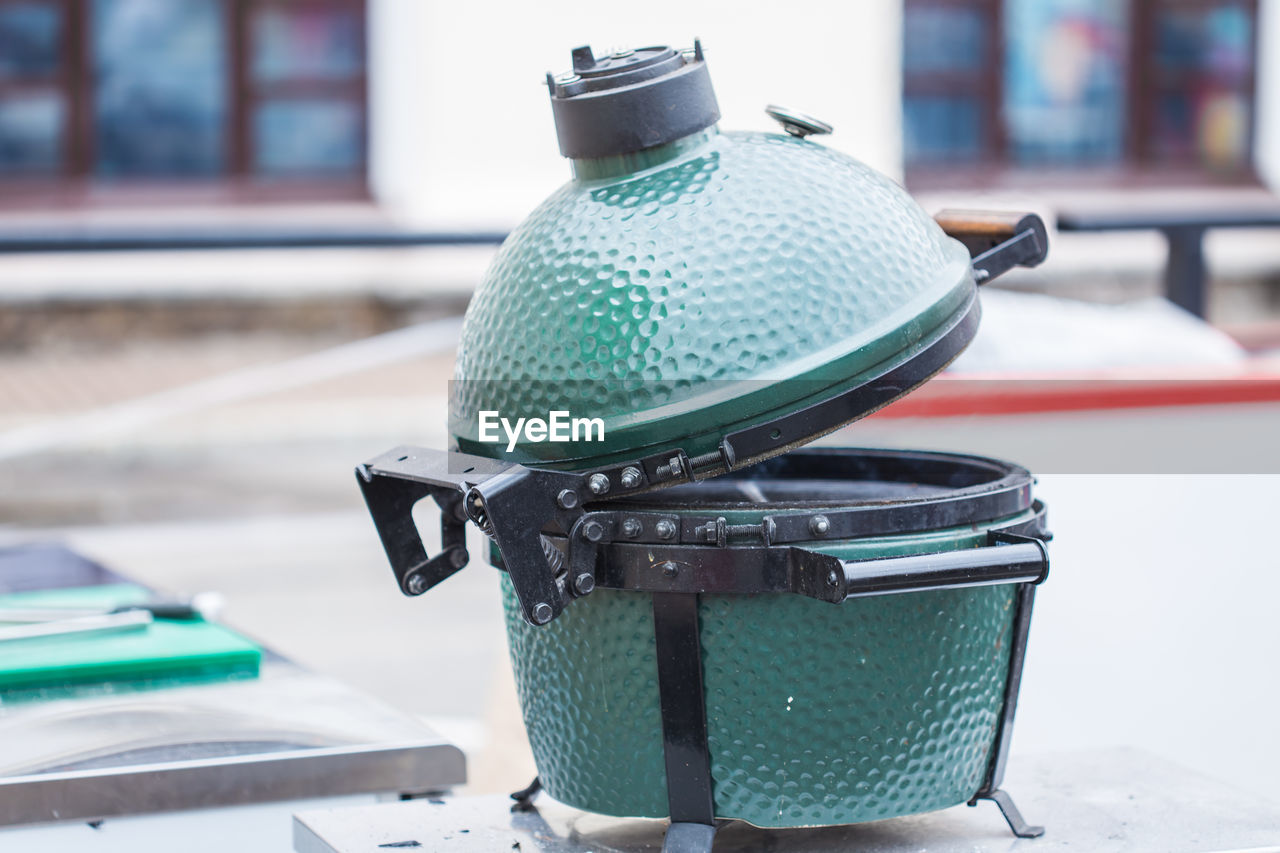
584, 519, 1048, 601
358, 443, 1047, 626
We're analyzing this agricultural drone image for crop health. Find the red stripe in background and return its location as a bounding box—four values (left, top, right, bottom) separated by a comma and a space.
870, 376, 1280, 419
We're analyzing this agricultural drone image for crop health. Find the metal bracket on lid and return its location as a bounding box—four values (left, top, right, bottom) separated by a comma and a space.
355, 453, 472, 599
356, 446, 589, 627
357, 443, 718, 628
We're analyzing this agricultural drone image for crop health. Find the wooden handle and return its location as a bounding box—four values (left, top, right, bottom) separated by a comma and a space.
934, 209, 1049, 267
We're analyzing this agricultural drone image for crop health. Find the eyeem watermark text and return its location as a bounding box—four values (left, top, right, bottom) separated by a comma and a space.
478, 411, 605, 452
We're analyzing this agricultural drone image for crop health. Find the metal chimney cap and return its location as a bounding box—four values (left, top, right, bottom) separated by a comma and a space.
546, 40, 720, 160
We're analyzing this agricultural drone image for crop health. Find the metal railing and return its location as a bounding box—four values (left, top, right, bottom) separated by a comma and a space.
1056, 206, 1280, 319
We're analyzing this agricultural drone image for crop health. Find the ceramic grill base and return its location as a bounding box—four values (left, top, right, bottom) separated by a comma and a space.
502, 579, 1017, 826
492, 447, 1046, 828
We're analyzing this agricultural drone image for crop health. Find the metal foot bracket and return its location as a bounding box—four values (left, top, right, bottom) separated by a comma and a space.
509, 776, 542, 811
663, 821, 719, 853
971, 788, 1045, 839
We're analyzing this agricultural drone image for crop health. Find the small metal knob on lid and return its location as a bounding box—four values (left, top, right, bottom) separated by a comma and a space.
765, 105, 833, 138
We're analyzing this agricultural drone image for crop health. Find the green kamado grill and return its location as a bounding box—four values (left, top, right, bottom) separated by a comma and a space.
357, 41, 1051, 852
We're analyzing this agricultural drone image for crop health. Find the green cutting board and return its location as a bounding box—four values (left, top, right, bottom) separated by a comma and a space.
0, 584, 262, 697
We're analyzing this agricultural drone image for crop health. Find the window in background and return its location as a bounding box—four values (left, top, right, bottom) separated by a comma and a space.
0, 0, 367, 200
92, 0, 228, 177
245, 1, 365, 177
902, 0, 1259, 184
1004, 0, 1128, 165
1141, 0, 1254, 172
902, 1, 999, 165
0, 0, 68, 176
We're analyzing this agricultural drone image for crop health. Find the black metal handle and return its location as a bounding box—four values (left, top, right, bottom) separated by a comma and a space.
838, 533, 1048, 600
934, 210, 1049, 284
588, 526, 1048, 602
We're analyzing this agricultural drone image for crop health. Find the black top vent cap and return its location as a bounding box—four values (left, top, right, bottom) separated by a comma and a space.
547, 40, 720, 160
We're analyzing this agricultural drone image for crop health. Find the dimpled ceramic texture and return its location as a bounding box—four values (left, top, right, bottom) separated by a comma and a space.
451, 129, 973, 464
499, 526, 1019, 827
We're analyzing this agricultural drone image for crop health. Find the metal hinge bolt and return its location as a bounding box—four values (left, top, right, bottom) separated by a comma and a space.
654, 456, 684, 481
655, 519, 677, 540
588, 473, 610, 495
695, 516, 775, 547
581, 520, 605, 542
619, 467, 643, 489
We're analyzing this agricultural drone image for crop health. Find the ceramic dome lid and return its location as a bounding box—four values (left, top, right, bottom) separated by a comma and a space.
358, 42, 1048, 629
448, 43, 1045, 490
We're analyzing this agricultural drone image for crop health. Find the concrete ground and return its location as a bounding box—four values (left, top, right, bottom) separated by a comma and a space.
1, 318, 1278, 807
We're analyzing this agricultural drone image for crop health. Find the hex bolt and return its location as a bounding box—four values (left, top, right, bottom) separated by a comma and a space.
660, 561, 679, 578
826, 569, 839, 587
532, 602, 554, 625
581, 520, 605, 542
620, 467, 643, 489
622, 517, 642, 538
557, 489, 579, 510
406, 574, 427, 595
574, 573, 596, 595
655, 456, 684, 480
655, 519, 677, 540
588, 473, 611, 495
809, 515, 831, 536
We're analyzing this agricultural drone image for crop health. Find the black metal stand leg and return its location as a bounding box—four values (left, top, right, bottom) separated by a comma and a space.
968, 581, 1045, 839
1163, 225, 1208, 318
652, 592, 718, 853
509, 776, 541, 811
973, 788, 1044, 838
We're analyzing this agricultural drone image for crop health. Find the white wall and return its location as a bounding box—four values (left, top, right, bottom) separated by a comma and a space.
368, 0, 903, 229
1258, 0, 1280, 190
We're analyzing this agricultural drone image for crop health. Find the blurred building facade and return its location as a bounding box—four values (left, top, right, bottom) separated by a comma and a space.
0, 0, 906, 227
2, 0, 1276, 226
904, 0, 1271, 188
1, 0, 1278, 333
0, 0, 367, 207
